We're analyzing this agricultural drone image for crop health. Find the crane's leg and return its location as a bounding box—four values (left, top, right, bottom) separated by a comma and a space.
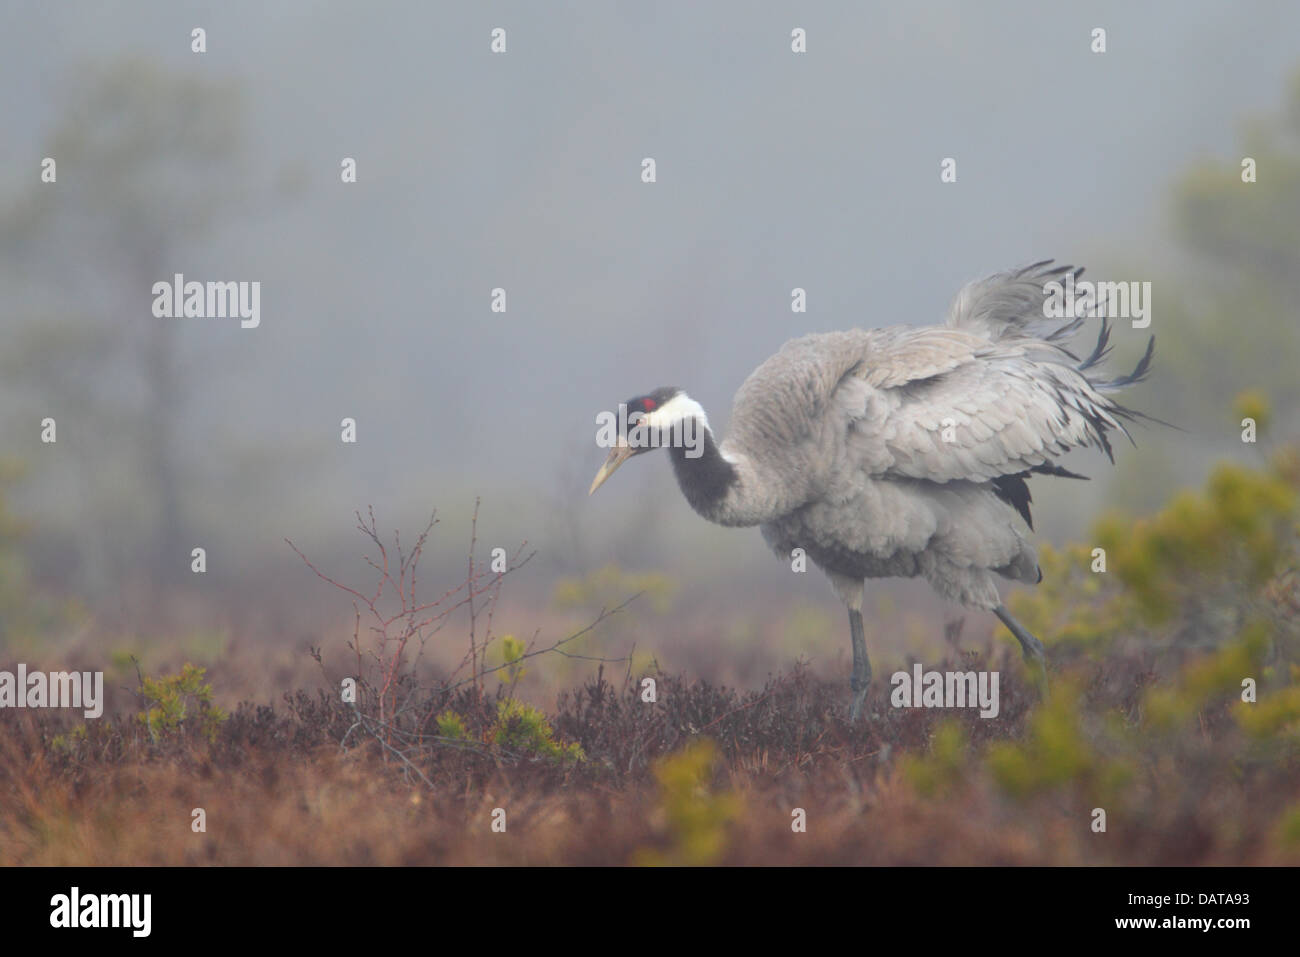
848, 607, 872, 722
993, 605, 1048, 693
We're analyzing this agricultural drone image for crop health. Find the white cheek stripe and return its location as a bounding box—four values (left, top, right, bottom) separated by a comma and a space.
641, 393, 709, 432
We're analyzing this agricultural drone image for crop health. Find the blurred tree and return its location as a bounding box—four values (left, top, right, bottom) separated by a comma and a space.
0, 58, 249, 590
1160, 68, 1300, 426
1080, 69, 1300, 521
0, 459, 85, 651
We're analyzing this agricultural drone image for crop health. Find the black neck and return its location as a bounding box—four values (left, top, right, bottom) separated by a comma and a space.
667, 422, 739, 518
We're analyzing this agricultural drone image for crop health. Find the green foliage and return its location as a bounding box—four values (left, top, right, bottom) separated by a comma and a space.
135, 663, 227, 743
1140, 624, 1300, 763
1235, 684, 1300, 742
1145, 624, 1270, 729
900, 720, 968, 797
490, 698, 584, 763
496, 634, 527, 686
1007, 443, 1300, 652
904, 447, 1300, 814
985, 682, 1130, 801
435, 710, 468, 740
1234, 390, 1271, 435
1280, 803, 1300, 846
50, 723, 90, 755
635, 740, 742, 866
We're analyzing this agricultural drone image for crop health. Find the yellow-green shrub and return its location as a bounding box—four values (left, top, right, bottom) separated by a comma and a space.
635, 740, 742, 866
490, 698, 584, 763
136, 663, 227, 743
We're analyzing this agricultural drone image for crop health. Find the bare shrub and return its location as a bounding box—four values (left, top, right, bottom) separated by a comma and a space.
286, 501, 633, 785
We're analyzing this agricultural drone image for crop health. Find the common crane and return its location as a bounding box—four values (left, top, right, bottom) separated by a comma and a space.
589, 261, 1154, 720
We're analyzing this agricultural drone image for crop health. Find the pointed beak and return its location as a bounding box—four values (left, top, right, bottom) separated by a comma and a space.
589, 442, 634, 495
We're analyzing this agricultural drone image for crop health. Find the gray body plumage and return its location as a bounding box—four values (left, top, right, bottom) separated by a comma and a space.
681, 261, 1150, 610
592, 260, 1152, 718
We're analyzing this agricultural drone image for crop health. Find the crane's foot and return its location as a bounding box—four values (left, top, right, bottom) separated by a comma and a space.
994, 605, 1049, 698
848, 607, 872, 722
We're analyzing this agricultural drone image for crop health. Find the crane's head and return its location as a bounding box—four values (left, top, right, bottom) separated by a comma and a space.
589, 386, 700, 495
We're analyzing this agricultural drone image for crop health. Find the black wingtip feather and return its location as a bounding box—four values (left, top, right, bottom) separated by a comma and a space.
992, 473, 1035, 530
1077, 315, 1114, 371
1030, 462, 1090, 480
1098, 336, 1155, 390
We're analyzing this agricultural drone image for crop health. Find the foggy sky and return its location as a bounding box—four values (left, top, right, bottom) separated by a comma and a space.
2, 1, 1297, 606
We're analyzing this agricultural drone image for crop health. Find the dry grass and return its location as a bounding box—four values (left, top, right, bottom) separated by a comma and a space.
3, 642, 1297, 866
5, 452, 1299, 866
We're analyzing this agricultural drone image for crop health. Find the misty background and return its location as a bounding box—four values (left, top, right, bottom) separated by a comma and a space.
2, 2, 1298, 690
